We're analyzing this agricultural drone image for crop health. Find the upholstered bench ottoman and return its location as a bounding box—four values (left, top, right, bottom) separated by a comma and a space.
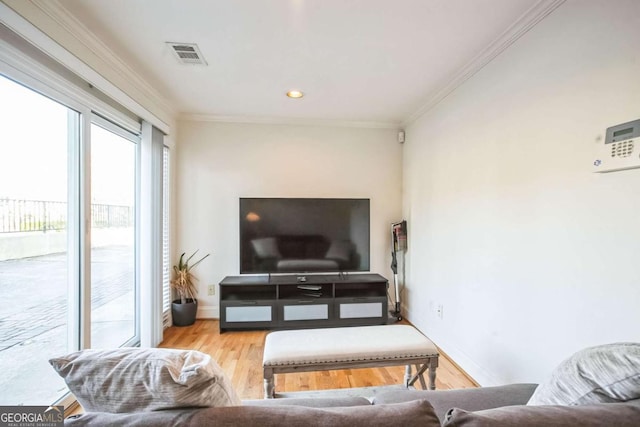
262, 324, 439, 398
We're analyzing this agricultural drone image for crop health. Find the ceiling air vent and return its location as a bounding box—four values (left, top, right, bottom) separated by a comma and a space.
166, 42, 207, 66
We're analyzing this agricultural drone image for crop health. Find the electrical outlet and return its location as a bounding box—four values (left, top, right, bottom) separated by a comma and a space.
208, 284, 216, 296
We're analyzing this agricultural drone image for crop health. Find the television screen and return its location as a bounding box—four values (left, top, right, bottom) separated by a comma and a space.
240, 198, 370, 274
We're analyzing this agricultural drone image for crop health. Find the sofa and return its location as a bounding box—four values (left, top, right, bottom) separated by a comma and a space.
63, 384, 640, 426
51, 343, 640, 426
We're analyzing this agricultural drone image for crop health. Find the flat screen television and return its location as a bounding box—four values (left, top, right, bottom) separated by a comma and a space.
239, 198, 370, 274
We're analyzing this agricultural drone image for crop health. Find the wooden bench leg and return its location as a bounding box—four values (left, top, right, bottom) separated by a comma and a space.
404, 365, 412, 387
263, 367, 275, 399
405, 357, 439, 390
416, 364, 428, 389
428, 356, 439, 390
406, 363, 428, 389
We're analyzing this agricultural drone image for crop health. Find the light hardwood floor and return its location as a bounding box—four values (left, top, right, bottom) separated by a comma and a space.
159, 320, 478, 399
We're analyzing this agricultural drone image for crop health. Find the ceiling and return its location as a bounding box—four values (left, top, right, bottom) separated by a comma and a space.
56, 0, 553, 126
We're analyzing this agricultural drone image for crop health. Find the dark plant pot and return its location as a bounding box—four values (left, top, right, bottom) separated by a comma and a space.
172, 298, 197, 326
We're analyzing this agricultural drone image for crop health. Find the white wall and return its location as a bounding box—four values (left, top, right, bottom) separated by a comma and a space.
176, 121, 402, 318
403, 0, 640, 386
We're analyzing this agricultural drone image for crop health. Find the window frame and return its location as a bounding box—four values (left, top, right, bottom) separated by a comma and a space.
90, 114, 142, 348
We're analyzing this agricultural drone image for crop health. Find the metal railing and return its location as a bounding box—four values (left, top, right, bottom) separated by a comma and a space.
91, 202, 133, 229
0, 198, 133, 233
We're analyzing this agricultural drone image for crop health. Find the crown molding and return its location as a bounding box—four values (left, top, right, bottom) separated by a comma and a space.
27, 0, 176, 124
0, 27, 140, 134
402, 0, 565, 127
5, 0, 564, 131
180, 113, 402, 130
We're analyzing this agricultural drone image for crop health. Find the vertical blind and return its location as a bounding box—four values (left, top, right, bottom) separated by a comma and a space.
162, 146, 171, 328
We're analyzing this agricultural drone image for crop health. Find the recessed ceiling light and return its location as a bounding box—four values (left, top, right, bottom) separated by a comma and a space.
286, 90, 304, 99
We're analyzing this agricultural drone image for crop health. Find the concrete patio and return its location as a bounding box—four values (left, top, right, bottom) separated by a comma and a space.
0, 246, 135, 405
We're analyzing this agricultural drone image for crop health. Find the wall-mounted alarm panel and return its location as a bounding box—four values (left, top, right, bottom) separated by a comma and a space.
593, 119, 640, 173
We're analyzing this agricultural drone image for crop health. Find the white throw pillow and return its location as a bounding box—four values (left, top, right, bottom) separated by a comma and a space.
527, 342, 640, 406
49, 348, 241, 413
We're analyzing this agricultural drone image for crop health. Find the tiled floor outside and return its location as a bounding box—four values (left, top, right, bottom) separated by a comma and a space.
0, 247, 134, 405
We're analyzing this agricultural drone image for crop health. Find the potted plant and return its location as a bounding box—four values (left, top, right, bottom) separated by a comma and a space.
171, 250, 210, 326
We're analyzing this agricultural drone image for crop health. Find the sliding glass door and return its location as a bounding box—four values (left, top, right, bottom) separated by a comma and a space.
90, 121, 139, 348
0, 73, 142, 405
0, 75, 77, 404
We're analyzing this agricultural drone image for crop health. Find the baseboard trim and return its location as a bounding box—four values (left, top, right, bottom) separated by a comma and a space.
436, 345, 481, 388
197, 306, 219, 319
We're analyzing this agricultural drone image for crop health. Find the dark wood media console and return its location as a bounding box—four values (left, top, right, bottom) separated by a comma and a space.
219, 273, 389, 332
